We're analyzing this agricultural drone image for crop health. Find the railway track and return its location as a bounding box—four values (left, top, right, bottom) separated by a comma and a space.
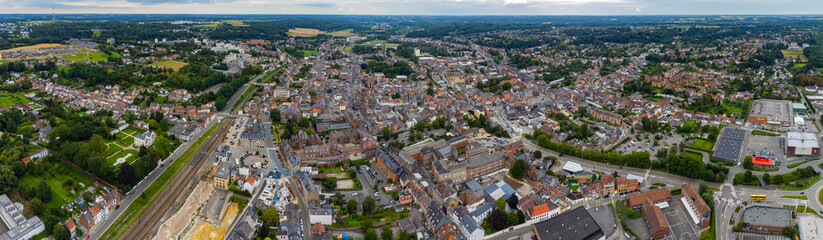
121, 118, 233, 240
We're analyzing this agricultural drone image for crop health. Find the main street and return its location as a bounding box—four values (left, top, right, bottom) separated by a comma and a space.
90, 72, 266, 240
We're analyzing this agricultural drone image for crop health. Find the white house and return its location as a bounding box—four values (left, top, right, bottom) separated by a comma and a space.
133, 131, 156, 148
457, 212, 484, 240
527, 203, 562, 224
242, 175, 259, 193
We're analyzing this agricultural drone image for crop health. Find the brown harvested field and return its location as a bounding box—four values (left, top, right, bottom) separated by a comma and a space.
222, 20, 248, 27
151, 60, 189, 71
329, 29, 358, 37
287, 28, 326, 37
287, 28, 358, 37
1, 43, 66, 52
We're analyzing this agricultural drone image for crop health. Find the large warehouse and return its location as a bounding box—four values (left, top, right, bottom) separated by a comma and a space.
786, 131, 821, 156
713, 128, 746, 162
741, 206, 792, 233
748, 99, 793, 126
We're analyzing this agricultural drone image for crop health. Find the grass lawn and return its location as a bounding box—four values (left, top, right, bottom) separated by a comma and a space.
191, 23, 218, 29
681, 151, 704, 162
151, 60, 188, 71
780, 176, 821, 191
123, 127, 145, 136
105, 142, 123, 157
782, 49, 807, 62
686, 138, 714, 152
788, 158, 818, 168
21, 161, 94, 209
781, 195, 808, 200
733, 173, 760, 186
0, 91, 33, 107
61, 49, 118, 62
106, 149, 140, 167
682, 120, 699, 130
116, 132, 134, 146
343, 46, 353, 51
721, 102, 745, 114
787, 205, 818, 215
102, 122, 221, 240
751, 130, 780, 136
819, 187, 823, 209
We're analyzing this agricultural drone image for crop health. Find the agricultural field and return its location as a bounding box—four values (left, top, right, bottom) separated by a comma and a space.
0, 90, 35, 107
782, 49, 808, 62
21, 161, 95, 209
151, 60, 189, 71
287, 28, 358, 37
222, 20, 248, 27
192, 22, 219, 28
61, 49, 121, 62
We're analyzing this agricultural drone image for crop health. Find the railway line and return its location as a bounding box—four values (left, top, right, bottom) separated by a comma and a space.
121, 118, 232, 240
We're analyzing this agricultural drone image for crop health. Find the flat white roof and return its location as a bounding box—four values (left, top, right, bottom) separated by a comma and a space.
681, 197, 700, 225
798, 214, 823, 240
627, 173, 645, 183
562, 161, 583, 173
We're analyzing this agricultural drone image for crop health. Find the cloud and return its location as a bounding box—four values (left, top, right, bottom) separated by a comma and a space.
123, 0, 235, 5
299, 2, 335, 8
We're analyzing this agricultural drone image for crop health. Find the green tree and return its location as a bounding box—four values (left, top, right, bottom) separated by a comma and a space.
782, 226, 797, 238
743, 155, 753, 169
347, 199, 358, 214
496, 198, 506, 210
28, 198, 46, 215
763, 173, 771, 185
270, 109, 281, 122
365, 228, 378, 240
321, 177, 337, 190
397, 230, 413, 240
262, 207, 279, 226
37, 180, 52, 202
533, 150, 542, 159
743, 170, 754, 183
510, 159, 527, 179
363, 196, 376, 214
381, 226, 393, 240
488, 209, 509, 230
53, 223, 70, 240
382, 127, 392, 138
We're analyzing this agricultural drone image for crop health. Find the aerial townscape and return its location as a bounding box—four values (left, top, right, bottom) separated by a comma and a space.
2, 2, 823, 240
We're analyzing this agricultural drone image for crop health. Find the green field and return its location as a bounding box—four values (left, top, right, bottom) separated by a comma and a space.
106, 149, 140, 167
102, 122, 220, 240
343, 46, 354, 51
788, 158, 818, 168
681, 151, 704, 162
61, 49, 120, 62
21, 161, 94, 209
780, 176, 820, 191
151, 60, 188, 71
733, 172, 760, 186
782, 49, 807, 62
105, 142, 123, 157
122, 127, 145, 136
686, 138, 714, 152
781, 195, 808, 200
0, 91, 34, 107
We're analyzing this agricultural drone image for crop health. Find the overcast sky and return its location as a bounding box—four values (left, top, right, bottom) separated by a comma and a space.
2, 0, 823, 15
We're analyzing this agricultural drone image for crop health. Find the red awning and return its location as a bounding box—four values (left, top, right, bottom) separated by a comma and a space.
752, 157, 773, 166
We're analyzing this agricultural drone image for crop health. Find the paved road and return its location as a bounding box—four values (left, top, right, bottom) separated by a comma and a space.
90, 72, 265, 240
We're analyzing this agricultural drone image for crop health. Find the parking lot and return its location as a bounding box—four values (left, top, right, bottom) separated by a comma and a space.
663, 199, 701, 240
618, 133, 682, 158
745, 135, 785, 167
338, 163, 396, 210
